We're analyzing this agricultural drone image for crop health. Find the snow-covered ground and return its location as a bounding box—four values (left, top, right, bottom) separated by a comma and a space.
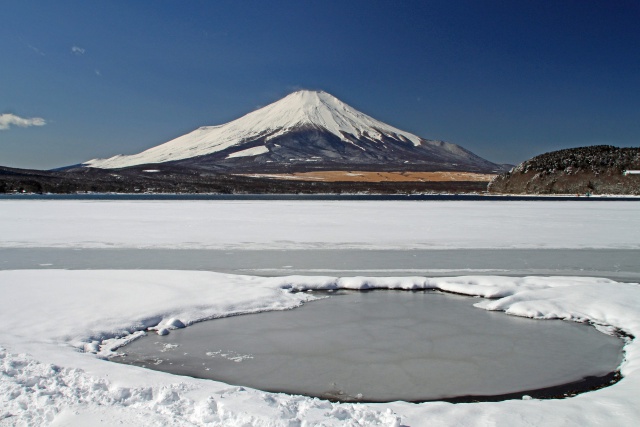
1, 200, 639, 249
1, 200, 640, 426
2, 272, 640, 426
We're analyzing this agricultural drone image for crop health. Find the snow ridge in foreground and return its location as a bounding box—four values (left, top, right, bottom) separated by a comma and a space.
1, 271, 640, 426
0, 348, 401, 426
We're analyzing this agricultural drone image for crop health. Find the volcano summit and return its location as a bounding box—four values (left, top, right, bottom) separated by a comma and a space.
83, 90, 503, 173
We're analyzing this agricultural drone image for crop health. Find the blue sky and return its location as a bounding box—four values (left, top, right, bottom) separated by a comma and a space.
1, 0, 639, 169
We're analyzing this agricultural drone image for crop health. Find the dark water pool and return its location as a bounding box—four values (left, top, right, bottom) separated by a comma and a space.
112, 291, 624, 402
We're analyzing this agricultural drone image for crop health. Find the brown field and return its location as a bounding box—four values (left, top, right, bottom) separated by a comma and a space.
236, 171, 497, 182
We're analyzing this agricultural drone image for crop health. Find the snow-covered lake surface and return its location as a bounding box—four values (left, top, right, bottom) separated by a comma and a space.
1, 199, 640, 426
2, 200, 640, 249
112, 290, 623, 403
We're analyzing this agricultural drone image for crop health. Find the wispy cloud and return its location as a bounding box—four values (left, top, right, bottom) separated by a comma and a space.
27, 43, 46, 56
0, 114, 46, 131
95, 69, 102, 76
71, 45, 85, 55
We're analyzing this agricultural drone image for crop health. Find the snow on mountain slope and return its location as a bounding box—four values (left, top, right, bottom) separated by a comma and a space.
82, 91, 479, 170
226, 145, 270, 159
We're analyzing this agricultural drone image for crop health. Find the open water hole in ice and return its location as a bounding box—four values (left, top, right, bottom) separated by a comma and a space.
111, 290, 624, 403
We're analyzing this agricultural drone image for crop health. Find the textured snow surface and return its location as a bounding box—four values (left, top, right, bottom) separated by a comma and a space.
225, 145, 270, 159
83, 91, 427, 168
1, 270, 640, 426
1, 200, 640, 249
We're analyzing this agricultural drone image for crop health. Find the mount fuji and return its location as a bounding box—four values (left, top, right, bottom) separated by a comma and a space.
83, 90, 504, 173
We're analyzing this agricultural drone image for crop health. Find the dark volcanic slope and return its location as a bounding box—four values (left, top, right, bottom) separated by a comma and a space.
488, 145, 640, 195
0, 165, 488, 195
165, 127, 501, 174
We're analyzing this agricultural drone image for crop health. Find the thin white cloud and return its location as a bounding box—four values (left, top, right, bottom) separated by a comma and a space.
0, 114, 46, 131
95, 69, 102, 76
28, 43, 46, 56
71, 46, 86, 55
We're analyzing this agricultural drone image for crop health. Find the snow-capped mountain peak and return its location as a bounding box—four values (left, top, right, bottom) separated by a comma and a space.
83, 90, 503, 173
241, 90, 422, 146
84, 90, 423, 169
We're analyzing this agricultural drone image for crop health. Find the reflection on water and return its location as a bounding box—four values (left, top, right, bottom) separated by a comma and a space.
112, 291, 624, 402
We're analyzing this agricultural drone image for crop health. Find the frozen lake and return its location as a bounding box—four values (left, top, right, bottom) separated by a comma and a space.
2, 248, 640, 281
2, 199, 639, 425
3, 200, 640, 251
112, 290, 624, 402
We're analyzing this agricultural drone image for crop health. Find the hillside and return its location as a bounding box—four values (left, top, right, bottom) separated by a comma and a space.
488, 145, 640, 195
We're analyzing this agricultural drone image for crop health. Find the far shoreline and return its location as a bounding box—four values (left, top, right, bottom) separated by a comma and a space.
2, 193, 640, 201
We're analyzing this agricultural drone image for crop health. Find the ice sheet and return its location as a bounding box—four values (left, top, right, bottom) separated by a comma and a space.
113, 291, 623, 402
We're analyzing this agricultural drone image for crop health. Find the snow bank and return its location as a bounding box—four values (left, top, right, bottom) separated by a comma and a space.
1, 270, 640, 426
1, 200, 639, 249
